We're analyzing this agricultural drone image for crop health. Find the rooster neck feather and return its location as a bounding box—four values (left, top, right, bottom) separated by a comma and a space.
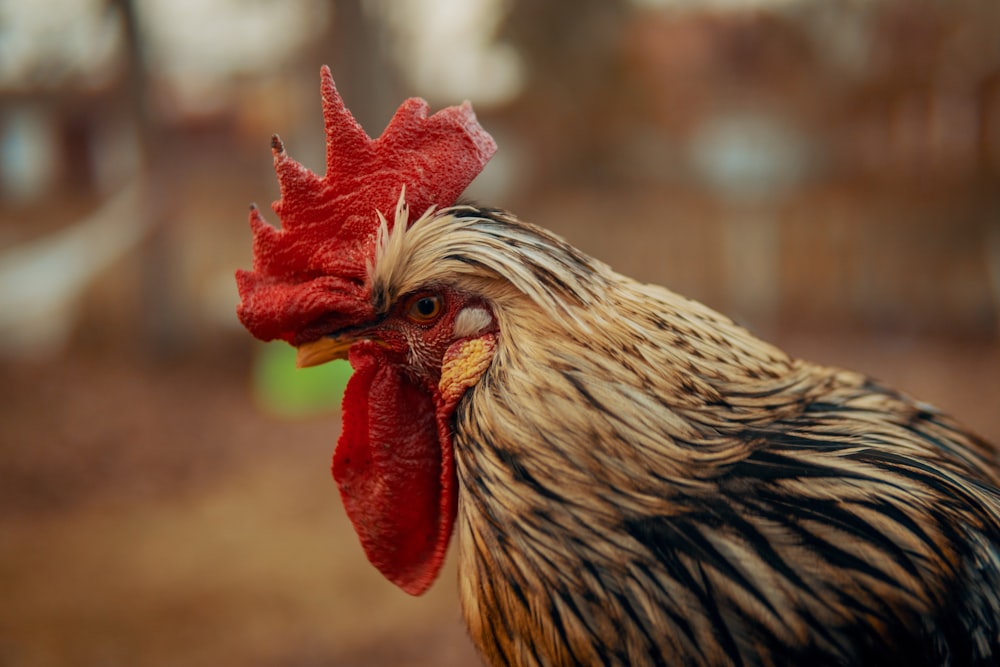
367, 206, 846, 483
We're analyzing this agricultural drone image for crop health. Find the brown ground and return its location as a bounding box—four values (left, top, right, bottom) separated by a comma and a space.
1, 332, 998, 667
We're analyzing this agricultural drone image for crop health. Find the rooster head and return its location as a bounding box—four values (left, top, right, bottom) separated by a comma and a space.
236, 66, 498, 595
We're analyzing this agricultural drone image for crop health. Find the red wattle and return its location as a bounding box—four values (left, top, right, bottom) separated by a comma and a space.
333, 345, 457, 595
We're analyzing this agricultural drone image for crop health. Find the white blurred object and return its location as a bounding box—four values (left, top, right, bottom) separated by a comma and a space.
690, 112, 813, 330
371, 0, 523, 107
0, 182, 148, 358
690, 112, 813, 205
0, 0, 120, 87
137, 0, 331, 114
0, 108, 58, 202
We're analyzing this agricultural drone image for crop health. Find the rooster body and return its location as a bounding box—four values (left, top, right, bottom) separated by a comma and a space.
238, 69, 1000, 667
387, 207, 1000, 666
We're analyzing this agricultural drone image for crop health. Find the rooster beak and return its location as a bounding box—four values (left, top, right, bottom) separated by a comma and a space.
295, 335, 355, 368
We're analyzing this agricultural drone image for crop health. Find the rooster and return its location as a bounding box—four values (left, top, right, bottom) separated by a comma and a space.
237, 67, 1000, 666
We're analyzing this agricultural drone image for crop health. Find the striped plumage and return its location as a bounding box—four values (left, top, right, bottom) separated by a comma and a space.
371, 203, 1000, 666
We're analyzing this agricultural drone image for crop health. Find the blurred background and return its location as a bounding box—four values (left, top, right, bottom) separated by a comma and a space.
1, 0, 999, 664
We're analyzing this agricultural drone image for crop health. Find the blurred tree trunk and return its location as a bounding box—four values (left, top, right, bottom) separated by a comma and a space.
115, 0, 185, 359
498, 0, 632, 185
312, 0, 400, 133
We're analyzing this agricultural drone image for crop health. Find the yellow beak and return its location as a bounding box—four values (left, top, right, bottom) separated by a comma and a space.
295, 335, 355, 368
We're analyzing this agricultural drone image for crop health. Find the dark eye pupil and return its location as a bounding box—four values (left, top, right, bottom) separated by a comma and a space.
417, 298, 436, 315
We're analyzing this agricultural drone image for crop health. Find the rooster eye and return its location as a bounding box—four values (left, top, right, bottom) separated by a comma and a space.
404, 293, 443, 324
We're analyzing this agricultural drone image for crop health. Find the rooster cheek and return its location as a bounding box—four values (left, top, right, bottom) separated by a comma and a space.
438, 333, 497, 408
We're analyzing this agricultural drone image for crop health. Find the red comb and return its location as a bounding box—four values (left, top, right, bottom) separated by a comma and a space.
236, 65, 497, 343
